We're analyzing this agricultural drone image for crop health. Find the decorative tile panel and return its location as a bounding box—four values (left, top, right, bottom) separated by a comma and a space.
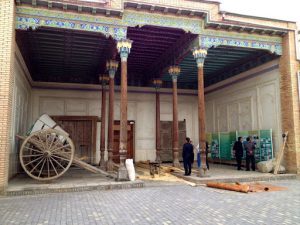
16, 7, 127, 40
199, 35, 282, 55
122, 10, 203, 34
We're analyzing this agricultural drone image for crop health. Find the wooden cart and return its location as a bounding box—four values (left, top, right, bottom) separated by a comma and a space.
18, 114, 110, 181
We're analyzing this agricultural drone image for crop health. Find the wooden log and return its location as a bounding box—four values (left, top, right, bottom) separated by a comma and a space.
206, 182, 250, 193
273, 132, 288, 175
72, 157, 116, 178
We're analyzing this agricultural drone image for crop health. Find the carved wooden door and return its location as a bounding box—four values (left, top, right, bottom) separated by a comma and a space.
160, 120, 186, 162
52, 116, 98, 164
113, 121, 134, 163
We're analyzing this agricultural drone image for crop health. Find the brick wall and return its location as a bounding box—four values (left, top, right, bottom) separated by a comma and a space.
279, 31, 300, 174
0, 0, 15, 193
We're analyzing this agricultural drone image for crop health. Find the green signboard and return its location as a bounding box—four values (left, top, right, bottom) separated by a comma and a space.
208, 129, 273, 162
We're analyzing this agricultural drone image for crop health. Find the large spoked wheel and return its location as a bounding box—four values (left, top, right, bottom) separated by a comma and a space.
20, 129, 75, 181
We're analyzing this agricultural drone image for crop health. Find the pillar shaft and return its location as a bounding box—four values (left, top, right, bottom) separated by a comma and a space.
198, 66, 207, 171
106, 77, 115, 171
192, 47, 209, 177
99, 84, 106, 169
117, 60, 128, 180
155, 90, 161, 162
172, 79, 180, 167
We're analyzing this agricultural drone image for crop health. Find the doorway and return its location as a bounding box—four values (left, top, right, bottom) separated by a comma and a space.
112, 121, 135, 163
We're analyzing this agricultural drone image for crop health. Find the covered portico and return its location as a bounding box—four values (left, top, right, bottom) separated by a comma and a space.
0, 0, 299, 193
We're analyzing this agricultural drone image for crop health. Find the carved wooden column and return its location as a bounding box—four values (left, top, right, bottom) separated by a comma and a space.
99, 75, 109, 169
153, 79, 162, 163
168, 66, 181, 167
106, 60, 119, 172
192, 47, 209, 177
117, 39, 132, 180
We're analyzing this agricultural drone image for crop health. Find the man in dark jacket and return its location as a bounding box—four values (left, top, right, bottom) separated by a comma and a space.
182, 137, 194, 176
245, 136, 256, 171
233, 137, 244, 170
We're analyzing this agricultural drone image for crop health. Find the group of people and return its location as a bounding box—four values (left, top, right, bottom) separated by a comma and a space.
182, 135, 257, 176
182, 137, 209, 176
233, 136, 256, 171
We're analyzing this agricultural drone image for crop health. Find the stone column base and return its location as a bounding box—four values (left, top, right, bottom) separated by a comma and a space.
197, 167, 210, 177
116, 166, 128, 181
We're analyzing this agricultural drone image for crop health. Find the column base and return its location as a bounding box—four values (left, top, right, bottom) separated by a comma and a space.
99, 159, 106, 171
173, 159, 180, 168
197, 167, 210, 177
106, 159, 114, 172
116, 166, 128, 181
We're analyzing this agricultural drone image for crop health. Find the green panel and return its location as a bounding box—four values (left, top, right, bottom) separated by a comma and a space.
259, 129, 273, 161
219, 132, 236, 160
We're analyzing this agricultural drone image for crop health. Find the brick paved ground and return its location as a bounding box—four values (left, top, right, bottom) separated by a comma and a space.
0, 179, 299, 225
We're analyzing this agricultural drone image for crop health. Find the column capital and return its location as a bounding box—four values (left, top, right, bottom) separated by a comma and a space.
106, 60, 119, 78
99, 74, 109, 86
168, 65, 181, 82
192, 47, 208, 68
117, 39, 133, 62
153, 79, 163, 90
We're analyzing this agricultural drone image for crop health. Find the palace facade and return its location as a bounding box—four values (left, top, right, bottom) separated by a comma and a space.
0, 0, 299, 193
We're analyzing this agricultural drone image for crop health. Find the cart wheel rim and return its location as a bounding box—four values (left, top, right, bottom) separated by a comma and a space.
19, 129, 75, 181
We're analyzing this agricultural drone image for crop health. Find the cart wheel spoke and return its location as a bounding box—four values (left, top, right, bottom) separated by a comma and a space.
51, 154, 71, 162
22, 154, 43, 158
49, 157, 58, 175
29, 156, 45, 173
51, 144, 71, 154
24, 146, 43, 154
47, 158, 50, 178
50, 156, 66, 170
38, 158, 47, 178
24, 155, 44, 167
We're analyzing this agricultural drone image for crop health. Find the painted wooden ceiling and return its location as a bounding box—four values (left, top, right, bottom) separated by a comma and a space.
16, 26, 278, 89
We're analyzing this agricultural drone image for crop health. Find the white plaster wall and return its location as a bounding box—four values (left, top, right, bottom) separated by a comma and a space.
205, 59, 282, 157
31, 88, 198, 163
10, 47, 32, 178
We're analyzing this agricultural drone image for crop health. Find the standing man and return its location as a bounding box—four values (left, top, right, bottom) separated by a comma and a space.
233, 137, 244, 170
245, 136, 256, 171
182, 137, 194, 176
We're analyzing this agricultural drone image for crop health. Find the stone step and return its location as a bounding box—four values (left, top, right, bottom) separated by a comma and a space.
5, 180, 144, 196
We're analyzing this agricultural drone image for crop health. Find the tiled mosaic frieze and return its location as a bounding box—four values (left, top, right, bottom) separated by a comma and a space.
16, 7, 127, 40
16, 6, 283, 53
122, 10, 203, 34
199, 35, 282, 55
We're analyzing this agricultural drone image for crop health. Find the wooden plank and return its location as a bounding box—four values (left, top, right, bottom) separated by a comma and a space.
273, 132, 288, 175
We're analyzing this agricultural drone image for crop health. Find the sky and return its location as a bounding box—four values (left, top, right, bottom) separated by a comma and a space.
218, 0, 300, 27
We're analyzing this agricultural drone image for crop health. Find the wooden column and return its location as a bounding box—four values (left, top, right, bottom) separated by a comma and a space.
106, 60, 118, 172
153, 79, 162, 163
169, 66, 181, 167
117, 39, 132, 181
192, 47, 209, 177
99, 75, 109, 169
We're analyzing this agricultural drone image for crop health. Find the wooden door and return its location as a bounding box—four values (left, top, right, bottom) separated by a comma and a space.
113, 121, 135, 163
160, 120, 186, 162
52, 116, 98, 164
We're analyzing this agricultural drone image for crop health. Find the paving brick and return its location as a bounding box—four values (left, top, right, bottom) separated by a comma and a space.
0, 180, 299, 225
